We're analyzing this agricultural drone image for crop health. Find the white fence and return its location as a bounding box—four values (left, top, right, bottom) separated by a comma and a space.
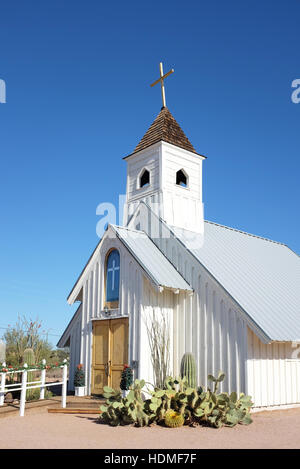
0, 359, 68, 416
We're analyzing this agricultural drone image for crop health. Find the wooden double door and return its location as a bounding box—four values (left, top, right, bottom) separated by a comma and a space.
92, 318, 129, 395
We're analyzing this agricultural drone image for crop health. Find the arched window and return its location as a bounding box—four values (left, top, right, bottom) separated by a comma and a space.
139, 169, 150, 188
176, 169, 188, 188
105, 249, 120, 307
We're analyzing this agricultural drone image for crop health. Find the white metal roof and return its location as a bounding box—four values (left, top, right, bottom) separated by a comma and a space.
172, 221, 300, 342
111, 225, 193, 293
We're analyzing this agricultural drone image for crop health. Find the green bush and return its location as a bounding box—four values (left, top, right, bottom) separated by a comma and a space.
99, 372, 253, 428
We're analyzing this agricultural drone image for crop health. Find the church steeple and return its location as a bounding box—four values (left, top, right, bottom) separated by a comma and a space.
123, 64, 205, 234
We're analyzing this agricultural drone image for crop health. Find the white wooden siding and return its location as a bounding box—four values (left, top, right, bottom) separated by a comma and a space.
68, 307, 82, 391
126, 146, 160, 201
77, 234, 145, 394
124, 141, 204, 234
162, 147, 202, 200
171, 280, 247, 395
128, 203, 248, 394
247, 328, 300, 407
140, 277, 174, 385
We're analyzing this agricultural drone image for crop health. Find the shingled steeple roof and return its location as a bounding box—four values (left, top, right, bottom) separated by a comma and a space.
125, 107, 204, 158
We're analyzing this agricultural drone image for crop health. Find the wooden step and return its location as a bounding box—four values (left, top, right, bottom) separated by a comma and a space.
48, 408, 102, 414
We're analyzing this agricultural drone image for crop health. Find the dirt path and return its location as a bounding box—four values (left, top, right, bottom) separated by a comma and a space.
1, 407, 300, 449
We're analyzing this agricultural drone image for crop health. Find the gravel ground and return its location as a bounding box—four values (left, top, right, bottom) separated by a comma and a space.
1, 407, 300, 449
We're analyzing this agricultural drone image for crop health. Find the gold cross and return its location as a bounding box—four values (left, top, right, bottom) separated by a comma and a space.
150, 62, 174, 108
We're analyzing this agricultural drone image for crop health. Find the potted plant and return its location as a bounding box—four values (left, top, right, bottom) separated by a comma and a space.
74, 364, 86, 396
120, 364, 133, 397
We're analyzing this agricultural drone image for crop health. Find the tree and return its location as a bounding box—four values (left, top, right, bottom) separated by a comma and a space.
2, 315, 53, 366
49, 348, 69, 364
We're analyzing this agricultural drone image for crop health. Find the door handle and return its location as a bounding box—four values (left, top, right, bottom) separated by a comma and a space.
104, 361, 111, 377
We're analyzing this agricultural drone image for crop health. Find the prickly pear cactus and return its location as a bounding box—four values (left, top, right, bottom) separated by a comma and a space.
99, 373, 253, 429
164, 409, 184, 428
180, 353, 197, 388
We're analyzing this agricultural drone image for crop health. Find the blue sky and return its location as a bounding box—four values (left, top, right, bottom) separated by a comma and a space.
0, 0, 299, 345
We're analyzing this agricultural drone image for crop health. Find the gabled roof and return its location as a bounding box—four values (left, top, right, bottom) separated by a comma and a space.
67, 224, 193, 304
171, 222, 300, 343
125, 106, 204, 158
112, 225, 193, 293
129, 201, 300, 343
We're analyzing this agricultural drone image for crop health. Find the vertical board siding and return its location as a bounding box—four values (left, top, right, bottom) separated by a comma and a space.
78, 224, 249, 396
68, 308, 82, 391
169, 275, 247, 395
68, 203, 299, 406
77, 235, 144, 392
247, 328, 300, 407
134, 211, 248, 396
141, 277, 175, 385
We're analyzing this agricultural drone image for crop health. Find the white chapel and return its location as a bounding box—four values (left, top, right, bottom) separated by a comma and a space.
58, 64, 300, 408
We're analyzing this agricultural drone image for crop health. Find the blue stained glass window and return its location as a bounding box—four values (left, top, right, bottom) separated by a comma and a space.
106, 250, 120, 302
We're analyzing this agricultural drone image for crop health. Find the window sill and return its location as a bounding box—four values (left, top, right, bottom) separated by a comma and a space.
92, 310, 129, 321
175, 183, 190, 191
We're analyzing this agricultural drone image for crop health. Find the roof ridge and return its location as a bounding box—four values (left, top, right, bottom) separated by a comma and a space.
204, 220, 287, 246
130, 201, 287, 247
114, 224, 194, 290
111, 224, 145, 234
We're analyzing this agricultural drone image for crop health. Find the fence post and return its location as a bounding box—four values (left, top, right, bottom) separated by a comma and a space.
40, 359, 46, 400
0, 362, 6, 406
61, 359, 67, 409
19, 364, 28, 417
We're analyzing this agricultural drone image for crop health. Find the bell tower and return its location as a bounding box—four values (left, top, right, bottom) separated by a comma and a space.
123, 63, 205, 234
123, 106, 205, 233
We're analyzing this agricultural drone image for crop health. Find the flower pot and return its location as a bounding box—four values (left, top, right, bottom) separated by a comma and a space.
75, 386, 86, 397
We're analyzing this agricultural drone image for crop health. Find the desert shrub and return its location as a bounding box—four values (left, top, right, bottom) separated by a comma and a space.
3, 316, 53, 367
145, 310, 170, 388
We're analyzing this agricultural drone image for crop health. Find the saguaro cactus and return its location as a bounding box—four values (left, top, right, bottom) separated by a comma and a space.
180, 353, 197, 388
23, 348, 35, 400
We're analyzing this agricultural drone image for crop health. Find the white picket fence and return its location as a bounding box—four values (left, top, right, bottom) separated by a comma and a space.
0, 359, 68, 416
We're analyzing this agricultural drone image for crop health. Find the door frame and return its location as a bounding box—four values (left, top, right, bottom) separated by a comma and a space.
91, 317, 129, 395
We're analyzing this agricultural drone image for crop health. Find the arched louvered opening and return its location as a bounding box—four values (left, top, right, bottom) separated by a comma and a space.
176, 169, 188, 188
139, 169, 150, 188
